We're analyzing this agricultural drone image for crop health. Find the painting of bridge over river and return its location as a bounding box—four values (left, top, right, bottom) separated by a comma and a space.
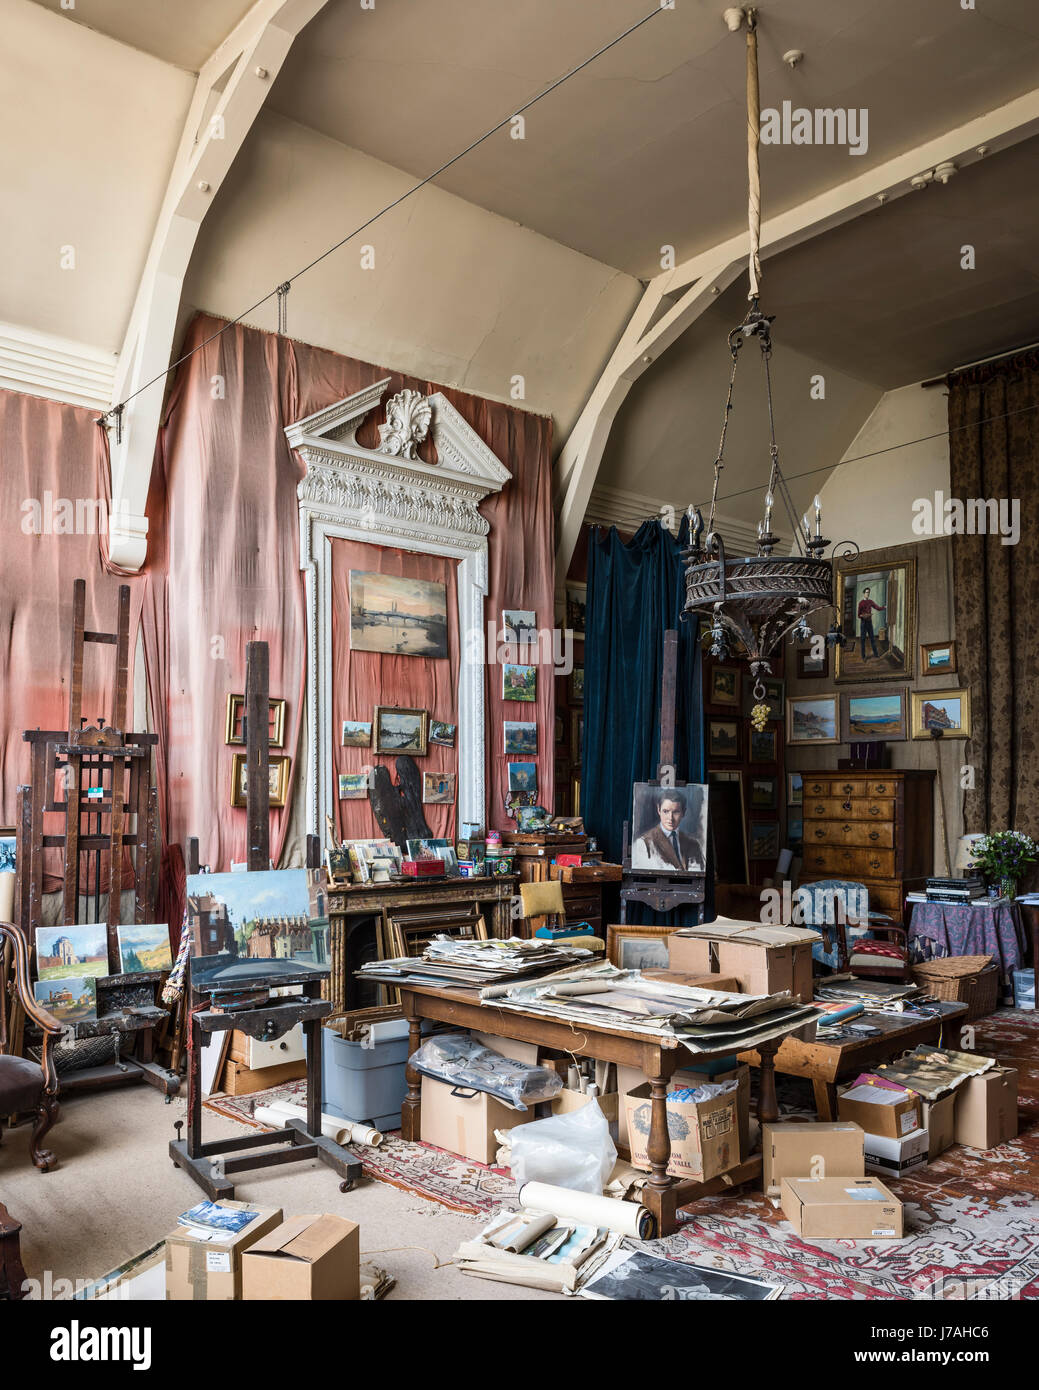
350, 570, 448, 658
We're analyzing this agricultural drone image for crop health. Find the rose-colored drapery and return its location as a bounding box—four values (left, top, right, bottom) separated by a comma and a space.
142, 314, 554, 866
0, 389, 146, 889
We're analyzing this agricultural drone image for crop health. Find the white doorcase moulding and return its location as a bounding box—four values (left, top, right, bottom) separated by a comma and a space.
287, 378, 511, 836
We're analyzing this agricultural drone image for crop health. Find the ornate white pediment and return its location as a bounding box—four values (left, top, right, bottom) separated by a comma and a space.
285, 379, 511, 836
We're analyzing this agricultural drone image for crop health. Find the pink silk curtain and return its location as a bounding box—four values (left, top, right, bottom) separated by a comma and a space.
0, 389, 145, 889
331, 540, 459, 841
139, 313, 554, 868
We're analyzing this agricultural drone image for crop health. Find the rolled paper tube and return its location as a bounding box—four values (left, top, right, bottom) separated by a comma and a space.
262, 1100, 384, 1148
517, 1181, 654, 1241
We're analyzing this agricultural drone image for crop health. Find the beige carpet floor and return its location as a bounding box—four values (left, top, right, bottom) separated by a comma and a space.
1, 1084, 556, 1300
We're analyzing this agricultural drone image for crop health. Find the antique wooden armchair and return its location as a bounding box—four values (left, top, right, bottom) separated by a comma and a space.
0, 922, 62, 1171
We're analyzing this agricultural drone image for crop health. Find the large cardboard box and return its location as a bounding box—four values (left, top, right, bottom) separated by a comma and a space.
781, 1177, 904, 1239
241, 1214, 359, 1301
165, 1201, 283, 1301
624, 1082, 738, 1181
675, 1064, 750, 1159
762, 1122, 864, 1197
551, 1087, 620, 1144
615, 1057, 741, 1150
921, 1092, 956, 1160
667, 920, 815, 1002
838, 1084, 921, 1139
954, 1066, 1018, 1150
420, 1074, 535, 1164
863, 1127, 929, 1179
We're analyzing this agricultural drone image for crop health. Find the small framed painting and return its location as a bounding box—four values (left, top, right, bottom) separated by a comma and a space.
117, 923, 173, 975
786, 695, 839, 746
568, 666, 584, 704
341, 719, 372, 748
796, 644, 829, 679
555, 713, 566, 747
750, 728, 777, 763
429, 719, 456, 747
374, 706, 429, 755
504, 720, 537, 756
36, 924, 109, 979
225, 694, 287, 747
748, 821, 780, 861
502, 663, 536, 701
502, 609, 538, 645
920, 641, 957, 675
606, 924, 672, 972
422, 772, 456, 805
508, 761, 538, 794
710, 666, 741, 708
841, 690, 907, 743
338, 772, 369, 800
787, 772, 803, 806
230, 752, 291, 807
708, 719, 740, 760
910, 688, 971, 739
566, 583, 587, 636
34, 976, 97, 1026
750, 776, 778, 810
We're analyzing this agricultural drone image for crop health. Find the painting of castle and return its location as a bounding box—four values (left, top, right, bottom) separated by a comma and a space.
36, 925, 109, 980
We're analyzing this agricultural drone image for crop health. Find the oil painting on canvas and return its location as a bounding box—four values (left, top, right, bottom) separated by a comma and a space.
349, 570, 448, 658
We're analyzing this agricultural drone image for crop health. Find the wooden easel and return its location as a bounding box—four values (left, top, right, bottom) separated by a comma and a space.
620, 630, 706, 924
170, 641, 362, 1199
13, 579, 177, 1097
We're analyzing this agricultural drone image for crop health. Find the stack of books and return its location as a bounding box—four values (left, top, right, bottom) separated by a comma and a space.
925, 876, 985, 904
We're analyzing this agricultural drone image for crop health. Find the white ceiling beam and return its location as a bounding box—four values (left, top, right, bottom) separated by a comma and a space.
106, 0, 330, 571
554, 86, 1039, 576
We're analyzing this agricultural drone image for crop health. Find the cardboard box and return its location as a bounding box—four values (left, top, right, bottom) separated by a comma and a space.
624, 1082, 738, 1181
675, 1064, 750, 1160
838, 1084, 921, 1139
242, 1214, 360, 1301
921, 1092, 956, 1160
781, 1177, 904, 1239
954, 1066, 1018, 1150
420, 1074, 535, 1163
762, 1122, 864, 1196
473, 1031, 540, 1066
615, 1055, 740, 1149
165, 1202, 283, 1301
667, 920, 815, 1002
551, 1087, 620, 1144
863, 1127, 929, 1178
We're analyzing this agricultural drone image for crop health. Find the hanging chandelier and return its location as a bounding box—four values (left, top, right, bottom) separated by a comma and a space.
682, 9, 856, 708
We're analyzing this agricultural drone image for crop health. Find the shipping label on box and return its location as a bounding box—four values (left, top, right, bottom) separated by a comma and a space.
762, 1122, 865, 1196
781, 1177, 904, 1239
954, 1065, 1018, 1150
242, 1214, 360, 1301
624, 1083, 738, 1181
165, 1202, 284, 1301
863, 1127, 929, 1178
838, 1084, 921, 1138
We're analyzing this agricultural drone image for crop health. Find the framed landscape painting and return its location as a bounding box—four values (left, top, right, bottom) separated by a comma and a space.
841, 689, 907, 743
708, 719, 740, 760
502, 663, 536, 702
504, 721, 537, 756
786, 695, 838, 746
921, 641, 957, 675
349, 570, 448, 659
910, 688, 971, 739
36, 925, 108, 979
374, 706, 429, 755
834, 557, 916, 683
710, 666, 740, 708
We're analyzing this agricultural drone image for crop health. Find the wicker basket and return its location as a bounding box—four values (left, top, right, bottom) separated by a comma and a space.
911, 954, 1000, 1021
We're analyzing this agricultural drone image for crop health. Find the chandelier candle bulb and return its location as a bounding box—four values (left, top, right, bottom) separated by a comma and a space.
814, 496, 822, 537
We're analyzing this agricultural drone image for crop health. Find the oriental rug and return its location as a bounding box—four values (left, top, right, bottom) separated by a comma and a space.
206, 1009, 1039, 1300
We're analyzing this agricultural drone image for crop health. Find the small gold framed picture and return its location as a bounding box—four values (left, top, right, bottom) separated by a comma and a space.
225, 694, 287, 748
230, 752, 291, 807
920, 641, 957, 676
373, 706, 429, 755
606, 924, 671, 971
910, 688, 971, 740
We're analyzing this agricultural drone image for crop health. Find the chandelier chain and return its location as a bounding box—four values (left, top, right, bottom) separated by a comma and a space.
707, 339, 741, 535
745, 10, 762, 301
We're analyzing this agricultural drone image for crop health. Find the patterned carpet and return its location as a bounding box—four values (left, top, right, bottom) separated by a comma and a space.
207, 1008, 1039, 1300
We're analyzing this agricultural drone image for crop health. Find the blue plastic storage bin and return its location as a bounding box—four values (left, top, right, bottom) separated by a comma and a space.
320, 1020, 434, 1133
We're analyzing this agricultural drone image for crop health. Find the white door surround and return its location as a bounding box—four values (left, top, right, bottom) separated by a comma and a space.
286, 378, 511, 835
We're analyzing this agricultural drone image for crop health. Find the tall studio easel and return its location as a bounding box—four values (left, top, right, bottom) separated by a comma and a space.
170, 640, 362, 1199
13, 579, 177, 1097
620, 630, 706, 924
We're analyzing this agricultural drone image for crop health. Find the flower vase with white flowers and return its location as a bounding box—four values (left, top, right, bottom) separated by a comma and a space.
972, 830, 1038, 901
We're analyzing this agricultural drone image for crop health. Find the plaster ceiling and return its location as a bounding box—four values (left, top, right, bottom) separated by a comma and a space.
264, 0, 1039, 277
28, 0, 257, 72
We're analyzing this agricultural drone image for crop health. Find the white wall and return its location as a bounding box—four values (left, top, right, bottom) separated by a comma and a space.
182, 110, 643, 443
815, 383, 951, 550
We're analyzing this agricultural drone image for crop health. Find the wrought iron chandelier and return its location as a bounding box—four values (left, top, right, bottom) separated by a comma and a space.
682, 9, 856, 708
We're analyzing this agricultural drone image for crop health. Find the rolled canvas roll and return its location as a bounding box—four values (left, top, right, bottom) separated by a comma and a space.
258, 1100, 384, 1148
517, 1181, 653, 1240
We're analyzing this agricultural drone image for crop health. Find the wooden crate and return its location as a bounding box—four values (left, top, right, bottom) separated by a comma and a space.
219, 1057, 306, 1096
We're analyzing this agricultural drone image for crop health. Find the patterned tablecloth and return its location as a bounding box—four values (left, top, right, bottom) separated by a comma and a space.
908, 900, 1027, 973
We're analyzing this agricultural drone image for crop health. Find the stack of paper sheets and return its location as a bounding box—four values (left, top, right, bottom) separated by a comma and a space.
356, 935, 593, 987
491, 964, 819, 1053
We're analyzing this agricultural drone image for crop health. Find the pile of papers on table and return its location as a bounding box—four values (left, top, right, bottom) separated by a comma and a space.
356, 935, 592, 987
491, 962, 819, 1053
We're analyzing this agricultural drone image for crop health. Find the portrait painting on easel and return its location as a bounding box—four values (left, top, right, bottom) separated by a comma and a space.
629, 783, 708, 874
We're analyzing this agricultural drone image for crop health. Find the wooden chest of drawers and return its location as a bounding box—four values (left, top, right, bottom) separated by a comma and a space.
798, 769, 935, 925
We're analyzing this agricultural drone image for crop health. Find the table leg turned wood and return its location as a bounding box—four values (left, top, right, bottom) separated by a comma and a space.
756, 1038, 780, 1126
646, 1071, 673, 1192
401, 1005, 422, 1142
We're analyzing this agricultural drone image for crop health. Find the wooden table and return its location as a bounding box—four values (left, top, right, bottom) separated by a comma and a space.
739, 1000, 969, 1119
397, 980, 790, 1237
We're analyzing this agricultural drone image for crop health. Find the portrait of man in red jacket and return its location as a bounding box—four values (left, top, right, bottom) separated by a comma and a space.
857, 585, 886, 661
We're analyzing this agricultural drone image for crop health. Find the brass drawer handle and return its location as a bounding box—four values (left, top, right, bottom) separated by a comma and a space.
813, 856, 825, 866
842, 823, 851, 833
869, 831, 880, 841
814, 804, 825, 815
842, 782, 854, 793
869, 805, 881, 815
842, 800, 852, 811
874, 783, 887, 793
814, 829, 826, 839
809, 783, 825, 794
870, 858, 881, 869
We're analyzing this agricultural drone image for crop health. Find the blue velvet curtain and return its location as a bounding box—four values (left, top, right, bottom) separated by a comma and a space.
583, 519, 709, 925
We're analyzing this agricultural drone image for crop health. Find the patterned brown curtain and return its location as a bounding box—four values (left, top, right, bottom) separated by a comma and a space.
948, 351, 1039, 838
